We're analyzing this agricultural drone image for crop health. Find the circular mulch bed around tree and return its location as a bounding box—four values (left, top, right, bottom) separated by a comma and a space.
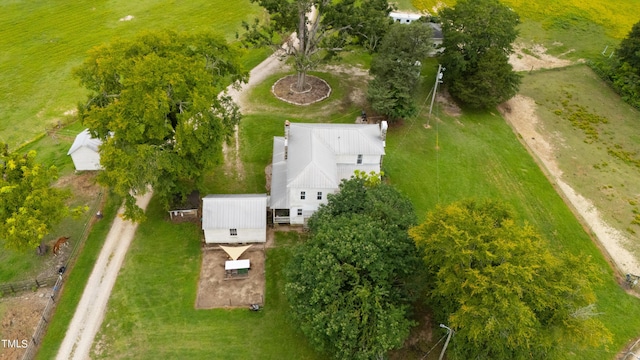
271, 75, 331, 105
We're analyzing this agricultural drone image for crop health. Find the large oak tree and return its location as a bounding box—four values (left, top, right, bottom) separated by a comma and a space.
75, 30, 246, 220
286, 175, 419, 359
245, 0, 394, 90
439, 0, 521, 109
410, 200, 612, 359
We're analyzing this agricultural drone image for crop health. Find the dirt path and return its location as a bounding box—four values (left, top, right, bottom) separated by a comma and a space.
55, 191, 153, 360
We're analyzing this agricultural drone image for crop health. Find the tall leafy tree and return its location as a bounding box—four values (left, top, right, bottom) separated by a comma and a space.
410, 200, 612, 359
616, 21, 640, 73
244, 0, 393, 90
286, 176, 419, 359
367, 22, 433, 121
0, 144, 70, 251
75, 30, 246, 220
439, 0, 521, 109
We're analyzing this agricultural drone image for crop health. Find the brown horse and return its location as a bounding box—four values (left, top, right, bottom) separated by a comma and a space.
52, 236, 70, 256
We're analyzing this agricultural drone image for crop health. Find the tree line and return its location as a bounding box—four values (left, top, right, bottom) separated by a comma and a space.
590, 20, 640, 110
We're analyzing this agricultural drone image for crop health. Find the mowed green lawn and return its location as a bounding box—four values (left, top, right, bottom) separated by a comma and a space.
0, 0, 264, 149
60, 61, 640, 359
84, 200, 320, 360
384, 63, 640, 358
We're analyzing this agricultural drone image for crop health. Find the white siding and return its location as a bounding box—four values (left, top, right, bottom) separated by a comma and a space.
204, 228, 266, 244
70, 147, 102, 171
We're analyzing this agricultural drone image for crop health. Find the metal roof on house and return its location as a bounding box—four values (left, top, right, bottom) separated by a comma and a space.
285, 123, 384, 189
289, 123, 385, 156
67, 129, 102, 155
202, 194, 267, 229
270, 137, 289, 209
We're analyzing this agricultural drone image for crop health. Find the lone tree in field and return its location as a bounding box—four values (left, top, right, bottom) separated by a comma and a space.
0, 144, 71, 251
285, 174, 419, 359
439, 0, 521, 109
244, 0, 394, 91
75, 30, 246, 221
410, 200, 612, 359
367, 22, 433, 121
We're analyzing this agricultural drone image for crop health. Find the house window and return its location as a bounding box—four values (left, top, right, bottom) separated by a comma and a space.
300, 191, 306, 200
317, 192, 322, 200
357, 154, 363, 164
297, 209, 303, 216
230, 228, 238, 236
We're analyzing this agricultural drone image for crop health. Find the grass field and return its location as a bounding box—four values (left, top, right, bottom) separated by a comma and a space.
0, 0, 264, 149
64, 60, 640, 359
6, 0, 640, 358
518, 65, 640, 254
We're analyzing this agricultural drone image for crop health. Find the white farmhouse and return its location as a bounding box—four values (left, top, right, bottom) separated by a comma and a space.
270, 121, 388, 225
202, 194, 267, 244
67, 129, 103, 171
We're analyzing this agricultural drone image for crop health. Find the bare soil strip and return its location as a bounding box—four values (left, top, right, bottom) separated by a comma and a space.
56, 192, 153, 360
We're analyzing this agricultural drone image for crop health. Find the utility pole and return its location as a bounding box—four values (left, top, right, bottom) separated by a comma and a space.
427, 64, 445, 127
438, 324, 454, 360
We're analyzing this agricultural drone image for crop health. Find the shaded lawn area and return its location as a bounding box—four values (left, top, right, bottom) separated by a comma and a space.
91, 199, 320, 359
384, 106, 640, 359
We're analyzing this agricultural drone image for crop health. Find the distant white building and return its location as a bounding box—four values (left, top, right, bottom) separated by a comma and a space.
390, 11, 422, 24
202, 194, 267, 244
389, 12, 443, 55
67, 129, 102, 171
270, 121, 388, 225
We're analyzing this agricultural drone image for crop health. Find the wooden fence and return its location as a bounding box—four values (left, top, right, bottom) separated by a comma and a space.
0, 276, 58, 297
17, 191, 104, 360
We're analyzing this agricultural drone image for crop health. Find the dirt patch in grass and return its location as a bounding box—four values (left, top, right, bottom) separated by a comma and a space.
510, 42, 576, 72
195, 246, 266, 308
54, 171, 101, 202
0, 288, 50, 360
271, 75, 332, 106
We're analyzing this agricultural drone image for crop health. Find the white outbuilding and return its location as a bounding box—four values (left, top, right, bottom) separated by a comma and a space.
67, 129, 103, 171
202, 194, 267, 244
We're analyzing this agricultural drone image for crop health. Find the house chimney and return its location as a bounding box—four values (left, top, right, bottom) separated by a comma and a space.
284, 120, 290, 160
380, 121, 388, 147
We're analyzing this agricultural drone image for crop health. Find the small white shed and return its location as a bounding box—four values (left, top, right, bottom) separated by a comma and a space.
67, 129, 103, 171
202, 194, 267, 244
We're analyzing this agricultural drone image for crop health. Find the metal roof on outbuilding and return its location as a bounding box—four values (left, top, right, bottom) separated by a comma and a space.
67, 129, 102, 155
202, 194, 267, 229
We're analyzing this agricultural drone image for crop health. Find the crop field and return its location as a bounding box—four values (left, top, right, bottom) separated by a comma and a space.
412, 0, 640, 58
0, 0, 264, 149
